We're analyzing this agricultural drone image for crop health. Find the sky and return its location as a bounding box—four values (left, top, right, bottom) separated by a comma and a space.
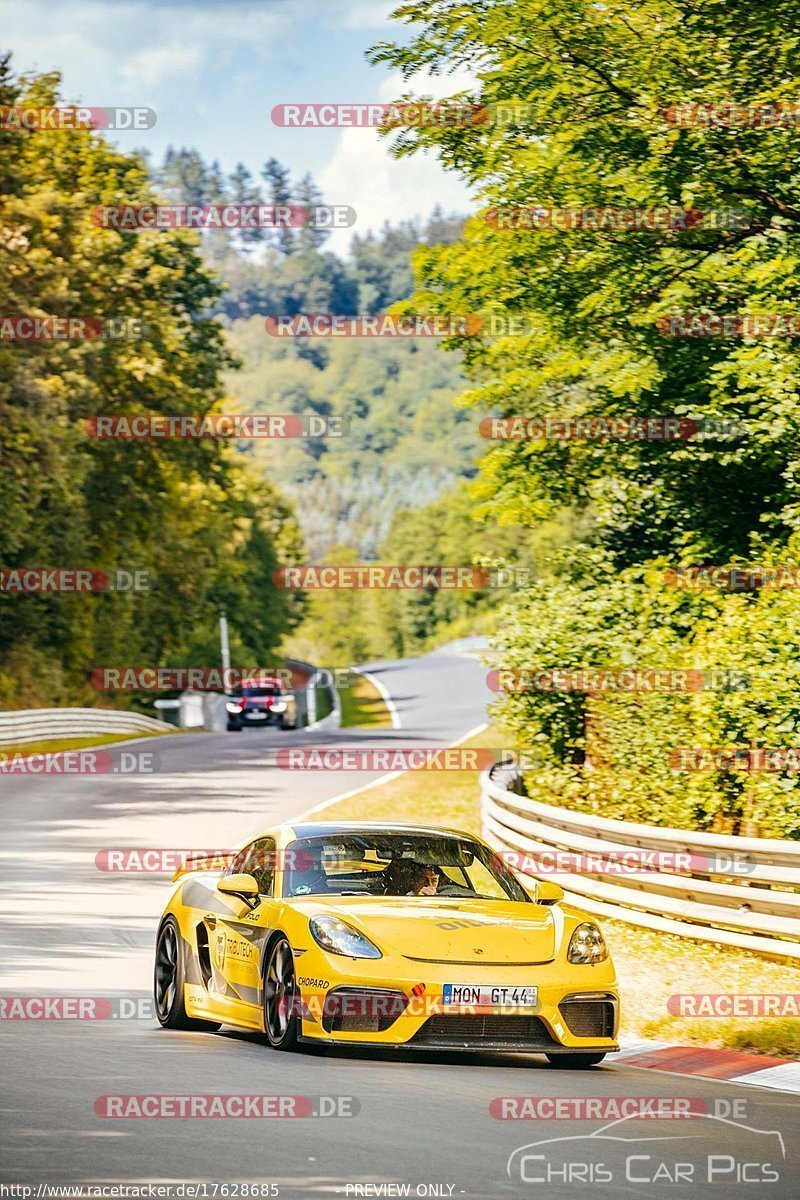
2, 0, 476, 251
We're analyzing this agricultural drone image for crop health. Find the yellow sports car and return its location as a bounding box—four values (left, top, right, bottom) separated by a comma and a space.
154, 821, 619, 1065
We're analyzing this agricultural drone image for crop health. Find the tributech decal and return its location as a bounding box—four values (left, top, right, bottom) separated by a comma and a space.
224, 935, 257, 963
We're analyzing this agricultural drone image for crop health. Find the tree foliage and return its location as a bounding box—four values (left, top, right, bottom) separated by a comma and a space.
0, 61, 304, 709
367, 0, 800, 834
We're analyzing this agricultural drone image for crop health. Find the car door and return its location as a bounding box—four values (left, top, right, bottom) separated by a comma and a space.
204, 837, 278, 1026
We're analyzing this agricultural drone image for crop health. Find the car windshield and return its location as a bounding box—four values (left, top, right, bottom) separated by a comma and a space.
241, 687, 281, 697
282, 832, 530, 902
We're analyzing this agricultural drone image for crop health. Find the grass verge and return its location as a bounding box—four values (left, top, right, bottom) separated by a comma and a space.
0, 730, 169, 758
316, 723, 800, 1058
340, 672, 393, 728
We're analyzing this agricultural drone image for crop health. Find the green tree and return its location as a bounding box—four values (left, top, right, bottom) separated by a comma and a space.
371, 0, 800, 564
261, 156, 296, 256
229, 162, 265, 248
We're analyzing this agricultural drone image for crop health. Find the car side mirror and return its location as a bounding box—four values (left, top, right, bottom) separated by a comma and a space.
535, 880, 564, 905
218, 873, 260, 908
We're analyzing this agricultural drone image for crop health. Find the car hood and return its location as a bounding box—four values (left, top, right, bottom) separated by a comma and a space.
289, 896, 556, 964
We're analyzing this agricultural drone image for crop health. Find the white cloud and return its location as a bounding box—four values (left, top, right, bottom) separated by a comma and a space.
377, 66, 480, 103
318, 66, 480, 251
119, 43, 205, 88
319, 126, 475, 252
337, 0, 397, 29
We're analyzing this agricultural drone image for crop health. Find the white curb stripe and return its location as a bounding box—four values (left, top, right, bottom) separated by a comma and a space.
615, 1038, 800, 1094
728, 1063, 800, 1093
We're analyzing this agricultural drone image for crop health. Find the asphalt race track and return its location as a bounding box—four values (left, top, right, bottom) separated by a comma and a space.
1, 652, 799, 1198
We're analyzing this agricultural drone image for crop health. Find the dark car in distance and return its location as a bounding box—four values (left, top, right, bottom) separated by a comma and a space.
226, 679, 297, 731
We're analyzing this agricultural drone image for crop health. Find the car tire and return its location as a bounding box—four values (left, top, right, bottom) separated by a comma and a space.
227, 722, 241, 732
545, 1052, 606, 1068
263, 936, 299, 1050
154, 916, 221, 1031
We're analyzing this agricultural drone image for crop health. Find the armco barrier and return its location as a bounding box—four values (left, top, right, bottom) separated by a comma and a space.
481, 768, 800, 962
0, 707, 175, 747
431, 635, 491, 657
285, 658, 341, 730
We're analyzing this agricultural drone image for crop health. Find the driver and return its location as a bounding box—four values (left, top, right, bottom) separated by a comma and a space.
406, 863, 440, 896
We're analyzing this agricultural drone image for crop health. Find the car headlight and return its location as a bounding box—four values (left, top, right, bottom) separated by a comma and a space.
309, 915, 382, 959
567, 922, 608, 964
226, 701, 242, 714
271, 700, 287, 713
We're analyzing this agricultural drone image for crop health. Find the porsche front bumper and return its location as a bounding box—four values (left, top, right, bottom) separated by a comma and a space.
293, 949, 619, 1053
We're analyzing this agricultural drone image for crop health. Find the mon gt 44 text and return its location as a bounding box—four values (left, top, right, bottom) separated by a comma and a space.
154, 822, 619, 1064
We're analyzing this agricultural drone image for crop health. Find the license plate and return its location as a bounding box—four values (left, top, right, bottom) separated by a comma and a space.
247, 711, 267, 719
442, 984, 538, 1008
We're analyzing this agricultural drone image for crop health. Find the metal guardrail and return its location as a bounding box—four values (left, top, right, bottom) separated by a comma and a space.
481, 768, 800, 962
430, 635, 491, 656
285, 658, 334, 729
305, 668, 342, 730
0, 707, 175, 747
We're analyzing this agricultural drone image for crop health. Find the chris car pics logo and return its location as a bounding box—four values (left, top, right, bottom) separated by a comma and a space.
506, 1113, 784, 1185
